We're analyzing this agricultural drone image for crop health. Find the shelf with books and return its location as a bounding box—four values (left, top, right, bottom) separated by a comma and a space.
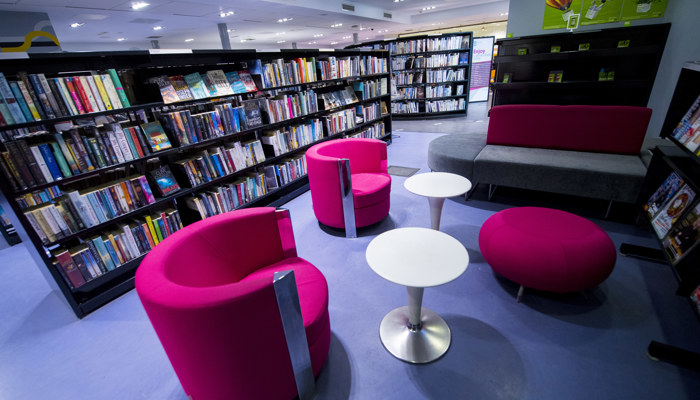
348, 32, 471, 120
0, 48, 393, 318
491, 23, 670, 107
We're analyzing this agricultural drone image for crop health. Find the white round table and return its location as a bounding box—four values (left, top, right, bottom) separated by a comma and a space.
366, 227, 469, 363
404, 172, 472, 230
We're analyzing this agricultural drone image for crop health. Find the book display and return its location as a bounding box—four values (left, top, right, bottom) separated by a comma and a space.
0, 48, 392, 318
623, 62, 700, 369
491, 23, 670, 107
347, 32, 473, 119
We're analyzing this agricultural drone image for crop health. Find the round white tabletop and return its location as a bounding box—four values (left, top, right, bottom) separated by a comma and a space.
404, 172, 472, 199
366, 227, 469, 288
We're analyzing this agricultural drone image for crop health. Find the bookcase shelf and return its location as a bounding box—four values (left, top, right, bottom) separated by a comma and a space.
491, 23, 670, 107
347, 32, 473, 119
0, 48, 392, 318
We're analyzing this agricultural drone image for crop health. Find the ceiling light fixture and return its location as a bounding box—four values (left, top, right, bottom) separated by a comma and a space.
277, 40, 286, 43
394, 0, 404, 2
343, 35, 351, 39
131, 2, 149, 10
330, 41, 338, 45
117, 37, 126, 41
276, 32, 286, 36
220, 11, 235, 18
70, 22, 84, 28
185, 38, 194, 42
331, 23, 343, 28
153, 26, 163, 30
277, 17, 293, 23
313, 34, 323, 37
421, 6, 436, 11
308, 41, 317, 44
227, 29, 236, 32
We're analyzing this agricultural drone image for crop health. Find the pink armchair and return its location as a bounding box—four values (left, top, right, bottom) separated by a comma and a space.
135, 207, 330, 400
306, 138, 391, 237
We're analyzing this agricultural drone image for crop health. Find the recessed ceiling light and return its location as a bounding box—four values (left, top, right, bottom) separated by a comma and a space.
70, 22, 84, 28
313, 34, 323, 37
117, 37, 126, 41
185, 38, 194, 42
220, 11, 235, 18
343, 35, 351, 39
277, 17, 293, 23
277, 40, 286, 43
227, 29, 236, 32
331, 23, 343, 28
394, 0, 404, 2
330, 41, 338, 45
131, 2, 149, 10
421, 6, 436, 11
308, 41, 316, 44
153, 26, 163, 30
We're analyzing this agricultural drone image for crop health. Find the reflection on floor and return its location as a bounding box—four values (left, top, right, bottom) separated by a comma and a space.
1, 102, 700, 399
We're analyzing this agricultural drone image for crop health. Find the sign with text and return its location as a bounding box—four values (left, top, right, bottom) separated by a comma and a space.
470, 37, 495, 102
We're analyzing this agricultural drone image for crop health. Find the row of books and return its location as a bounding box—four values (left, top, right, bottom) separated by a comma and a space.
172, 139, 266, 188
150, 69, 257, 104
391, 56, 426, 71
185, 172, 268, 219
347, 121, 386, 140
319, 86, 358, 110
360, 102, 382, 122
261, 119, 325, 157
353, 78, 388, 100
262, 154, 307, 192
0, 121, 171, 191
53, 208, 183, 289
392, 101, 420, 114
394, 72, 424, 86
390, 40, 426, 55
426, 99, 466, 113
425, 53, 470, 68
425, 36, 471, 52
15, 186, 63, 210
0, 70, 131, 126
259, 89, 319, 123
426, 85, 466, 98
670, 94, 700, 154
426, 68, 467, 84
324, 108, 358, 136
23, 175, 156, 245
315, 55, 388, 81
252, 57, 318, 89
396, 86, 425, 99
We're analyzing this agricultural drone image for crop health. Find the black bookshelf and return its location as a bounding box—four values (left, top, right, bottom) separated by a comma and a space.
491, 23, 670, 107
0, 48, 392, 318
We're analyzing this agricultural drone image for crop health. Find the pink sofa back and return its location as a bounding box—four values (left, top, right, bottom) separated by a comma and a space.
487, 105, 652, 155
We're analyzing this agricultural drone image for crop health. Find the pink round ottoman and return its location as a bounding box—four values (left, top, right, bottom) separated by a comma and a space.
479, 207, 616, 297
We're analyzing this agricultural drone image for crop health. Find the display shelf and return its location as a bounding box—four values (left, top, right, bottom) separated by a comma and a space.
0, 48, 392, 318
491, 23, 670, 107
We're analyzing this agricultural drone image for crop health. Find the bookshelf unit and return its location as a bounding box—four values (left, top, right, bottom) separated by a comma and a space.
491, 23, 670, 107
347, 32, 473, 119
0, 48, 392, 318
621, 62, 700, 370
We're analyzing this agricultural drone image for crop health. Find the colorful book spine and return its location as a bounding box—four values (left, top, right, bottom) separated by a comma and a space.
108, 69, 131, 107
64, 78, 86, 114
27, 74, 56, 119
11, 79, 35, 121
16, 72, 46, 120
100, 74, 123, 109
37, 74, 65, 118
84, 75, 106, 112
71, 76, 94, 113
0, 73, 27, 123
54, 77, 79, 116
92, 74, 113, 110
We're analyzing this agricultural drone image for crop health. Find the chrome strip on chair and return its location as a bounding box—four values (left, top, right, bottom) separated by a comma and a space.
338, 158, 357, 238
273, 270, 315, 400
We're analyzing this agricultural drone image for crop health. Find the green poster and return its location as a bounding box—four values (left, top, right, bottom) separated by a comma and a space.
620, 0, 667, 21
543, 0, 584, 30
580, 0, 623, 26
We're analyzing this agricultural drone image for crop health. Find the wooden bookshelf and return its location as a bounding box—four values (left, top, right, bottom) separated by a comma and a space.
0, 48, 392, 318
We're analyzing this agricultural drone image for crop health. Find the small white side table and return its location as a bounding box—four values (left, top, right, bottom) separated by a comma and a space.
404, 172, 472, 230
366, 227, 469, 363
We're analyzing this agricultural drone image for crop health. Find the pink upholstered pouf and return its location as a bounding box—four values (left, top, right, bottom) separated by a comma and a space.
479, 207, 616, 294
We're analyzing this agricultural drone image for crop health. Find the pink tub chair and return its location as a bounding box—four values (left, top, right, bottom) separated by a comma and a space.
306, 138, 391, 237
135, 207, 330, 400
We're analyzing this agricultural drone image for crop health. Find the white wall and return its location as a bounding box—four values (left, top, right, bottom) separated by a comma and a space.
507, 0, 700, 139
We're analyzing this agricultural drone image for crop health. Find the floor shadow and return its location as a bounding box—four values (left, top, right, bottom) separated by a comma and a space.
405, 315, 527, 400
314, 332, 353, 400
317, 215, 396, 238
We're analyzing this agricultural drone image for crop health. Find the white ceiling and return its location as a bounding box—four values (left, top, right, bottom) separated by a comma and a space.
0, 0, 509, 51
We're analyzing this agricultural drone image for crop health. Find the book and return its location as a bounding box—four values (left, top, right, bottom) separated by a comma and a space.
652, 184, 697, 238
53, 77, 79, 116
28, 74, 56, 119
100, 74, 123, 109
91, 73, 113, 110
108, 69, 131, 107
64, 77, 87, 114
54, 249, 87, 288
663, 201, 700, 264
672, 94, 700, 142
644, 171, 684, 219
71, 76, 94, 113
169, 75, 194, 101
149, 165, 181, 197
0, 73, 27, 123
238, 70, 258, 92
225, 71, 248, 94
151, 75, 179, 104
502, 73, 512, 83
183, 72, 209, 99
241, 99, 263, 129
140, 121, 172, 152
16, 71, 46, 120
206, 70, 234, 96
38, 73, 66, 118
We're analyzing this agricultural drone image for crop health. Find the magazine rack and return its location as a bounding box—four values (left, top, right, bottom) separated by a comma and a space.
621, 62, 700, 370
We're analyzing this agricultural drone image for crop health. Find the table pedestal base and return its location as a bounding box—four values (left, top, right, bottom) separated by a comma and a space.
379, 305, 451, 364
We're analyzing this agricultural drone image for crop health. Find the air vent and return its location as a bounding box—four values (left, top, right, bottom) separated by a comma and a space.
129, 18, 162, 24
342, 4, 355, 12
384, 12, 392, 19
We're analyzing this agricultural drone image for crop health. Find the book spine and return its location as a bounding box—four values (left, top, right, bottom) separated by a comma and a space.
29, 145, 54, 183
17, 72, 46, 120
37, 73, 64, 118
92, 236, 116, 271
101, 74, 123, 109
108, 69, 131, 107
71, 76, 94, 113
54, 77, 79, 116
15, 79, 41, 120
49, 142, 73, 178
0, 73, 27, 123
84, 75, 106, 111
85, 240, 108, 274
28, 74, 56, 119
64, 78, 86, 114
91, 74, 113, 110
125, 127, 145, 158
103, 237, 123, 266
68, 129, 95, 171
106, 129, 126, 163
55, 251, 86, 288
111, 124, 135, 161
78, 76, 100, 112
44, 77, 70, 118
14, 139, 45, 185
